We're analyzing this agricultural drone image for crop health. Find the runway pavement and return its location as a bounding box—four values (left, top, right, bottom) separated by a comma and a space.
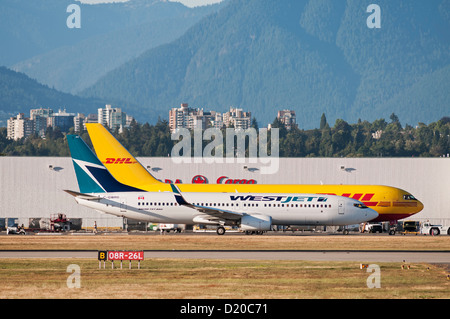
0, 250, 449, 263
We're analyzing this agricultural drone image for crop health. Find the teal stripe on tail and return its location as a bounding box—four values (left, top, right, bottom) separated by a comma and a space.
67, 135, 142, 194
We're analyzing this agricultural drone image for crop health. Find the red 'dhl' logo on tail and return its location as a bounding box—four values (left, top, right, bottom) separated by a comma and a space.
104, 158, 136, 164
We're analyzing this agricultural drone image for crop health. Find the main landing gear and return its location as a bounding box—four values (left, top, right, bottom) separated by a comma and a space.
216, 226, 226, 235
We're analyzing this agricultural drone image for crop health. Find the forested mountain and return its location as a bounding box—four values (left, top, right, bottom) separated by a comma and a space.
81, 0, 450, 129
5, 0, 225, 93
0, 67, 106, 126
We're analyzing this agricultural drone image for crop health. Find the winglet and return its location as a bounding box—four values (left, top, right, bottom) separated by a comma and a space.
170, 184, 189, 206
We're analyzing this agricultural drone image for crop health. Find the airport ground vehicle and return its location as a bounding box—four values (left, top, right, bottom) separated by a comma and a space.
6, 225, 25, 235
363, 223, 383, 233
420, 222, 450, 236
158, 224, 182, 233
388, 220, 420, 235
50, 213, 71, 232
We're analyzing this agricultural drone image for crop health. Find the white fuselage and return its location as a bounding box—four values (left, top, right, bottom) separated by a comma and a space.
74, 191, 378, 227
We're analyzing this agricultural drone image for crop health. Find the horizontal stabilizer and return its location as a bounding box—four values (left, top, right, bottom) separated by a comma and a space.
64, 190, 101, 201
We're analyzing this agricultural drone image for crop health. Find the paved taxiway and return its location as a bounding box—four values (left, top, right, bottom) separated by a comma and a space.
0, 250, 449, 263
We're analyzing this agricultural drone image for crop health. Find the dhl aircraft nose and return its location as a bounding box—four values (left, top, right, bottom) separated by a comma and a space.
417, 199, 424, 214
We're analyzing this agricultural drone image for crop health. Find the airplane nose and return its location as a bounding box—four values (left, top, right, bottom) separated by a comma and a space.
417, 200, 424, 213
367, 207, 378, 221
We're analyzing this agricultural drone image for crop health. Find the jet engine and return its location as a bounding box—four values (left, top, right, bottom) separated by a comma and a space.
240, 214, 272, 231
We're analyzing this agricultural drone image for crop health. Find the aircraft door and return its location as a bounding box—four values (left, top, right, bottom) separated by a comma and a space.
338, 200, 345, 215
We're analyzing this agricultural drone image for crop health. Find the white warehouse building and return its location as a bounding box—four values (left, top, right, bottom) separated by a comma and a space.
0, 157, 449, 230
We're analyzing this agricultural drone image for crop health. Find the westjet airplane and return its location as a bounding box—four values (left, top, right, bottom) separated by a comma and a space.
85, 123, 424, 223
65, 135, 378, 235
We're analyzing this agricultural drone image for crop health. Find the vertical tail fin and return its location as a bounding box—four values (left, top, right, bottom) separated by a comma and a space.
86, 123, 163, 187
67, 135, 142, 193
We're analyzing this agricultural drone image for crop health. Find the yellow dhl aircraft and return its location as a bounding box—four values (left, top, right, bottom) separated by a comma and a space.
85, 123, 424, 222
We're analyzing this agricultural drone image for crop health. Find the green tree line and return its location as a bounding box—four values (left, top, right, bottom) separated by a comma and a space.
1, 114, 449, 158
273, 114, 450, 158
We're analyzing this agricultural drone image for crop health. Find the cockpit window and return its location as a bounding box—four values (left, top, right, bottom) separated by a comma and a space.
403, 194, 417, 200
354, 203, 368, 209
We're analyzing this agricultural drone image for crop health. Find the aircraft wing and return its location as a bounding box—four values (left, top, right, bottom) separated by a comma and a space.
170, 184, 243, 221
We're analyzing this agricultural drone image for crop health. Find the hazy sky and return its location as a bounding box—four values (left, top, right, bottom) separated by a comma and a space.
79, 0, 224, 7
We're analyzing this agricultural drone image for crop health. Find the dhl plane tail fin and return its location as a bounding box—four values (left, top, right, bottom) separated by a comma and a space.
85, 123, 163, 186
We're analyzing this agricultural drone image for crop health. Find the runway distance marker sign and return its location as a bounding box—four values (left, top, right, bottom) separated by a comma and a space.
98, 250, 144, 269
98, 251, 107, 261
107, 251, 144, 261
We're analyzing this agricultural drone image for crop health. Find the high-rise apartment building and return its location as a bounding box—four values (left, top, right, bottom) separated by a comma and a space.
30, 108, 53, 137
7, 113, 34, 140
7, 108, 76, 140
169, 103, 211, 131
98, 104, 132, 131
223, 107, 251, 129
277, 110, 297, 130
7, 105, 134, 139
169, 104, 252, 132
47, 109, 75, 132
73, 113, 85, 133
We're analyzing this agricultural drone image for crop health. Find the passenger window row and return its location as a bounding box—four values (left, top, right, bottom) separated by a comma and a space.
137, 202, 331, 209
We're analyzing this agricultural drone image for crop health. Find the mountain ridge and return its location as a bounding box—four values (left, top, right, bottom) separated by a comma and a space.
81, 0, 450, 128
0, 66, 109, 126
7, 0, 225, 94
